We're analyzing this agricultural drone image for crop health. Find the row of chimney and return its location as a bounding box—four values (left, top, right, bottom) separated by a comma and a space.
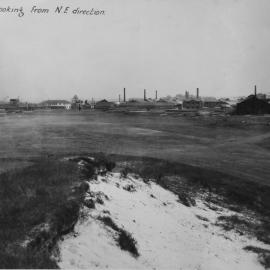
119, 85, 259, 102
120, 88, 201, 102
120, 88, 158, 102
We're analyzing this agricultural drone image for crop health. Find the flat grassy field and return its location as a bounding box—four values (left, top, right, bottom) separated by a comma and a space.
1, 110, 270, 185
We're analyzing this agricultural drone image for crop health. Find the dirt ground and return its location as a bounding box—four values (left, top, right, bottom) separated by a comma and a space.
0, 110, 270, 186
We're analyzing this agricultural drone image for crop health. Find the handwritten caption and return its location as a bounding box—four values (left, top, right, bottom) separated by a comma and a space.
0, 5, 106, 18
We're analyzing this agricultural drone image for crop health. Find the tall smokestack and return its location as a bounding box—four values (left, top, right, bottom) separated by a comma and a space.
196, 88, 199, 99
155, 90, 158, 100
123, 88, 126, 102
144, 89, 147, 101
254, 85, 257, 97
119, 94, 121, 103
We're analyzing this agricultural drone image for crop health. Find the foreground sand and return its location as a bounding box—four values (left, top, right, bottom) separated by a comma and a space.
59, 173, 267, 270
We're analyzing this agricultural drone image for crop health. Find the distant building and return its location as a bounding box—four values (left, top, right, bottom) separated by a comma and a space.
203, 100, 230, 109
40, 100, 71, 110
235, 95, 270, 115
9, 98, 20, 106
183, 99, 203, 110
203, 100, 219, 108
95, 99, 115, 110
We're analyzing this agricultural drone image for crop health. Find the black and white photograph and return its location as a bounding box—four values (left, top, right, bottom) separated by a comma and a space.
0, 0, 270, 269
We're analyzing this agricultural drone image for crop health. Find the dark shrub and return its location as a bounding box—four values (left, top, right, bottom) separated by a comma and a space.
78, 181, 89, 193
244, 246, 270, 269
177, 193, 196, 207
121, 167, 132, 178
98, 216, 120, 232
81, 163, 96, 179
53, 200, 80, 235
84, 199, 95, 209
118, 230, 139, 257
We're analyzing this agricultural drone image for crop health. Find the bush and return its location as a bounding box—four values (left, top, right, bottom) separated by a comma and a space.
118, 230, 139, 258
98, 216, 120, 232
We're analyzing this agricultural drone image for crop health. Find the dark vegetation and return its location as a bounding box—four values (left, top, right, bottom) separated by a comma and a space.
0, 158, 80, 268
98, 215, 139, 257
98, 216, 121, 232
68, 153, 115, 179
216, 215, 270, 245
244, 246, 270, 269
118, 230, 139, 258
0, 154, 115, 269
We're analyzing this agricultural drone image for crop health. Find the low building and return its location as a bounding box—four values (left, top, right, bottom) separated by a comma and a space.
95, 99, 115, 110
235, 95, 270, 115
183, 99, 203, 110
40, 100, 71, 110
9, 98, 20, 106
203, 100, 219, 108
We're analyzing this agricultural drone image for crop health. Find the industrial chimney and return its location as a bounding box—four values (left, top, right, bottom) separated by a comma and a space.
123, 88, 126, 102
155, 90, 158, 100
144, 89, 147, 101
254, 85, 257, 97
196, 88, 199, 99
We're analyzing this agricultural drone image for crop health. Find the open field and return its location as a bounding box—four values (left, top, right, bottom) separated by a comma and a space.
1, 111, 270, 268
1, 111, 270, 185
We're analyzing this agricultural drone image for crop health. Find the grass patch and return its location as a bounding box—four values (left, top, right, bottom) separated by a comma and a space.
0, 157, 91, 268
98, 216, 120, 232
195, 215, 209, 222
98, 215, 139, 258
118, 230, 139, 258
217, 215, 270, 244
244, 246, 270, 269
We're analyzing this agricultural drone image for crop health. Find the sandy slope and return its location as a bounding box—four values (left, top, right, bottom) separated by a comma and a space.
59, 173, 267, 269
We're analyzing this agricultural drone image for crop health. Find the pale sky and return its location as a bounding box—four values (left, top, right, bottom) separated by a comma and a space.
0, 0, 270, 102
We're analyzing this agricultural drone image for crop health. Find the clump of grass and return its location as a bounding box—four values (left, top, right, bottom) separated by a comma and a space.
70, 153, 116, 179
120, 167, 133, 178
177, 193, 196, 207
216, 215, 251, 232
244, 246, 270, 269
98, 215, 139, 257
98, 216, 120, 232
123, 184, 136, 192
195, 215, 209, 222
217, 215, 270, 244
118, 230, 139, 258
84, 199, 95, 209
